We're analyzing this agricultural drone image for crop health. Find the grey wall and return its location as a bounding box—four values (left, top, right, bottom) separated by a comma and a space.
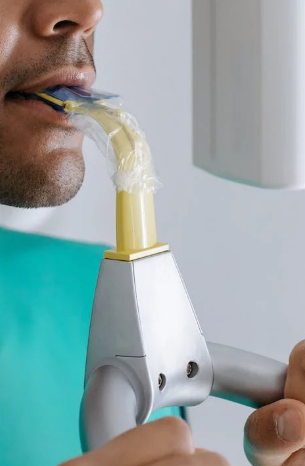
1, 1, 305, 464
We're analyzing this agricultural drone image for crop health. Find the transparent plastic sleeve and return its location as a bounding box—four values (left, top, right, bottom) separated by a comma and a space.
68, 91, 162, 194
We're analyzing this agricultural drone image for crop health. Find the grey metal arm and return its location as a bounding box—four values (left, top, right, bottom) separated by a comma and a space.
207, 342, 288, 408
80, 366, 137, 452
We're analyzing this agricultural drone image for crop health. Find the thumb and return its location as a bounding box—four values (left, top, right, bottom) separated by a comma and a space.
244, 399, 305, 466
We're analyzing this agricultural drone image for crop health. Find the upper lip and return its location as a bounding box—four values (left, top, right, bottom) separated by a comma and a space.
8, 66, 96, 94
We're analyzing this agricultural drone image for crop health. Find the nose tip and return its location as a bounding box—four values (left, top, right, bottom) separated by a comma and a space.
31, 0, 103, 38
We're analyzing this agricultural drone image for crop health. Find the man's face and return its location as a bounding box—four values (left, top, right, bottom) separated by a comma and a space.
0, 0, 103, 208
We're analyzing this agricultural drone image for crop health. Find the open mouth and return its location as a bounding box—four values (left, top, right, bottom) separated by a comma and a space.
5, 85, 97, 113
4, 85, 103, 122
5, 87, 66, 113
3, 86, 77, 127
6, 91, 45, 101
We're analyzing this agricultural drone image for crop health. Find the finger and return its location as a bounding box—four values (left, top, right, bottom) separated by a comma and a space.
283, 449, 305, 465
194, 450, 230, 466
150, 449, 230, 466
244, 399, 305, 466
61, 417, 195, 466
285, 340, 305, 402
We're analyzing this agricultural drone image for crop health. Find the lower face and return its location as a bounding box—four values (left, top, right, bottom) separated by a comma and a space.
0, 89, 85, 208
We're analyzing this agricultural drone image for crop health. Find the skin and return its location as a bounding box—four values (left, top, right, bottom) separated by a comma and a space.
244, 341, 305, 466
0, 0, 99, 208
1, 1, 305, 465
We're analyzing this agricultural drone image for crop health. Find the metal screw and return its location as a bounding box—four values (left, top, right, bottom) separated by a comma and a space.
158, 373, 166, 391
187, 362, 199, 379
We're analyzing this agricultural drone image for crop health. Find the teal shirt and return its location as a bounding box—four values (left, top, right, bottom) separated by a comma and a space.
0, 227, 182, 466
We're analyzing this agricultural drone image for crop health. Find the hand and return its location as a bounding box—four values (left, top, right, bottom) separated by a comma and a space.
61, 417, 230, 466
245, 341, 305, 465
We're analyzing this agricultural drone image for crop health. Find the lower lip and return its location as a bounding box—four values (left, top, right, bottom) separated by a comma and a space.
4, 98, 74, 127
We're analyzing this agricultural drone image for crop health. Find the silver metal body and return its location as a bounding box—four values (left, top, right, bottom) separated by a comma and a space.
81, 252, 288, 451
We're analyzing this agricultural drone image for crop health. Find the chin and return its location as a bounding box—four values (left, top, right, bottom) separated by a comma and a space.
0, 149, 86, 209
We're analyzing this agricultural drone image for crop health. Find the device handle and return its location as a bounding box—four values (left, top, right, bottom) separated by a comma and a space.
207, 342, 288, 408
80, 366, 137, 452
80, 346, 288, 451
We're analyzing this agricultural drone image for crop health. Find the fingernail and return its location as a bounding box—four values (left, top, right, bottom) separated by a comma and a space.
276, 409, 304, 443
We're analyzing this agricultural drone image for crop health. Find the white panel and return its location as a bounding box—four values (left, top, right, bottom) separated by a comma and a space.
192, 0, 213, 176
193, 0, 305, 189
193, 0, 261, 185
261, 0, 305, 188
214, 0, 261, 182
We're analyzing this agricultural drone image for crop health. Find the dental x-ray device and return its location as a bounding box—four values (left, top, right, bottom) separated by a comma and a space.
10, 0, 304, 452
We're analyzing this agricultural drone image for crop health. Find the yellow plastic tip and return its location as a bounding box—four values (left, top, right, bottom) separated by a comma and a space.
104, 243, 170, 262
35, 92, 66, 110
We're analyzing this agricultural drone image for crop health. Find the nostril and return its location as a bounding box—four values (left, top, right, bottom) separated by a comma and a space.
53, 20, 78, 31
